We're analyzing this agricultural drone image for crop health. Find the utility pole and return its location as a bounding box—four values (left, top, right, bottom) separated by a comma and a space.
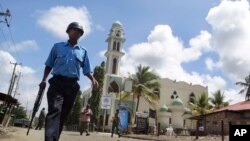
13, 72, 21, 98
0, 9, 11, 27
7, 62, 22, 96
0, 9, 10, 16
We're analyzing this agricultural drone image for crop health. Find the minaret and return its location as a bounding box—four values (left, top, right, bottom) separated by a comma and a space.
104, 21, 125, 75
101, 21, 126, 131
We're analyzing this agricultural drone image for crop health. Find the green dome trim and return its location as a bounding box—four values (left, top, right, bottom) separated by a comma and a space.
184, 107, 192, 115
159, 105, 171, 112
112, 21, 122, 28
171, 98, 183, 106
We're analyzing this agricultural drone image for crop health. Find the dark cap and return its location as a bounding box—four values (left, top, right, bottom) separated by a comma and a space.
66, 22, 84, 36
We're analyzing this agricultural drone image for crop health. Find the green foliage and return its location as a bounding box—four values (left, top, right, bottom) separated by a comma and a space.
189, 92, 212, 116
66, 90, 82, 125
12, 106, 27, 119
125, 64, 161, 112
209, 90, 229, 109
235, 74, 250, 100
88, 61, 105, 124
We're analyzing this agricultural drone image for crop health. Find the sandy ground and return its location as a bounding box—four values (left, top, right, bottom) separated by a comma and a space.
0, 127, 229, 141
0, 127, 144, 141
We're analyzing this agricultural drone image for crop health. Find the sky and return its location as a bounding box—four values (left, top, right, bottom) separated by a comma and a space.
0, 0, 250, 112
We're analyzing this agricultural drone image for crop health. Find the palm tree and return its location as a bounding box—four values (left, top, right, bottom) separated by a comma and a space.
189, 92, 211, 139
190, 92, 211, 116
235, 74, 250, 100
209, 90, 229, 109
122, 65, 160, 120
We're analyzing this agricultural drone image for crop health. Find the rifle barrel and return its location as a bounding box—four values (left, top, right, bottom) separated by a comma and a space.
26, 83, 46, 136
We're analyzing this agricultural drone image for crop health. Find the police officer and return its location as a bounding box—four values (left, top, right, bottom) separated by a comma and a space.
40, 22, 99, 141
35, 108, 46, 130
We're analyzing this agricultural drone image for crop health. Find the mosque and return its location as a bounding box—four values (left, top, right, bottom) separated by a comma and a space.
83, 21, 208, 132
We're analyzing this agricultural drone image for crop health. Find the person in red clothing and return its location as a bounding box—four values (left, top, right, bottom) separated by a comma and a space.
79, 104, 92, 136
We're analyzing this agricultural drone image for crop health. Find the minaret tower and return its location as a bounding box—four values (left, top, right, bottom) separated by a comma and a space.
104, 21, 125, 75
101, 21, 126, 131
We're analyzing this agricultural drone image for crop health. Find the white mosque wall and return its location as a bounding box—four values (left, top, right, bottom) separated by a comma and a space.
159, 78, 208, 108
137, 78, 207, 130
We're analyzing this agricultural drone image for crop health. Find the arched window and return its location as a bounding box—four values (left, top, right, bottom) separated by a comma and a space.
113, 41, 117, 50
112, 58, 117, 74
189, 92, 195, 103
171, 91, 178, 99
153, 88, 160, 98
117, 42, 120, 51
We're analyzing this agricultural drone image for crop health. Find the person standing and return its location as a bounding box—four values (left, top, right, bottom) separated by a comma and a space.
111, 109, 121, 137
35, 108, 46, 130
79, 104, 92, 136
39, 22, 99, 141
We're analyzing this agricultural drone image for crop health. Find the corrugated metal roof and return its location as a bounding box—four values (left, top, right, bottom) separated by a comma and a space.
215, 100, 250, 112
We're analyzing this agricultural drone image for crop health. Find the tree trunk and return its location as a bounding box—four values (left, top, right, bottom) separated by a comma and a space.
196, 119, 199, 139
134, 96, 140, 124
136, 96, 140, 112
246, 87, 250, 100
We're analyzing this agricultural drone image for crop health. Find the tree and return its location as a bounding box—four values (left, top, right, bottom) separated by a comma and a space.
189, 92, 212, 139
190, 92, 211, 116
235, 74, 250, 100
209, 90, 229, 109
12, 105, 27, 119
88, 61, 105, 125
123, 65, 160, 113
66, 91, 82, 125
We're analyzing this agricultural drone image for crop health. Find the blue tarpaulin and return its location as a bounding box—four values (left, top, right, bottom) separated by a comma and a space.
119, 109, 128, 130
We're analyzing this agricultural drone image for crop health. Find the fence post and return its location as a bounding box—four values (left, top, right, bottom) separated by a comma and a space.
157, 122, 160, 136
221, 120, 224, 141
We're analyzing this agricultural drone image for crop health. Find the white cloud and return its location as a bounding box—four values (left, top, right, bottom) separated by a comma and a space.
0, 50, 16, 92
224, 88, 244, 104
115, 0, 250, 104
205, 57, 219, 71
185, 30, 212, 62
95, 24, 105, 31
203, 75, 227, 95
0, 40, 38, 52
37, 6, 92, 39
0, 50, 43, 110
206, 0, 250, 81
120, 25, 210, 84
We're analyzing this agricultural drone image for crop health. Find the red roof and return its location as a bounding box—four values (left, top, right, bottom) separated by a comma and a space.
215, 100, 250, 112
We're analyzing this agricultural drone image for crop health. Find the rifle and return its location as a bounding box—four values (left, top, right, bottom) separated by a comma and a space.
26, 82, 46, 136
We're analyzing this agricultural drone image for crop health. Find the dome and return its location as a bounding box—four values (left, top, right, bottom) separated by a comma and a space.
184, 107, 192, 115
171, 98, 183, 106
159, 105, 171, 112
112, 21, 122, 28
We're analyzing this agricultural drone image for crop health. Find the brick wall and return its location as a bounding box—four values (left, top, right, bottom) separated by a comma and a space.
205, 111, 250, 135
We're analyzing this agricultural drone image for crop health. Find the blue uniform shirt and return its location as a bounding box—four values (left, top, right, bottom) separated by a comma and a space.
45, 42, 91, 80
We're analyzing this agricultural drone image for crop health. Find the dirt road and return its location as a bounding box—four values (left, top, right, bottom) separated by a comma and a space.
0, 127, 142, 141
0, 127, 229, 141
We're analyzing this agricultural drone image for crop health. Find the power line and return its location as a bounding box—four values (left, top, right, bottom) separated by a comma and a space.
0, 9, 10, 27
0, 7, 23, 64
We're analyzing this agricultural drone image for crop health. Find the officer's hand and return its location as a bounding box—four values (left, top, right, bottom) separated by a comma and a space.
39, 81, 46, 88
92, 79, 99, 90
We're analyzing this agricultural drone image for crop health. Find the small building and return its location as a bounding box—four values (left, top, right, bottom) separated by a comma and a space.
0, 92, 18, 127
191, 100, 250, 135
